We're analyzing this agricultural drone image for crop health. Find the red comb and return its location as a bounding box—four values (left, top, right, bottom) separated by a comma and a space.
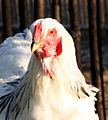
33, 23, 42, 40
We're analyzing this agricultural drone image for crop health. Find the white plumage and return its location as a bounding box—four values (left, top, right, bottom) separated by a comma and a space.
0, 30, 32, 82
0, 18, 99, 120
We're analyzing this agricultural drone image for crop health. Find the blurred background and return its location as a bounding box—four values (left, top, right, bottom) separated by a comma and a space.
0, 0, 108, 119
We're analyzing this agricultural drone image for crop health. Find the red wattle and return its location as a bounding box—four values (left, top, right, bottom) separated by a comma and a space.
56, 37, 62, 56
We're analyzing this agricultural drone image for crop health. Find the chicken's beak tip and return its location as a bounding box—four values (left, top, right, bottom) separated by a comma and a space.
31, 41, 42, 52
31, 42, 34, 52
31, 43, 37, 52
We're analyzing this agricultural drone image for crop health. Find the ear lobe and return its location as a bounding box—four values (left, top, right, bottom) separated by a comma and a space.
56, 37, 62, 56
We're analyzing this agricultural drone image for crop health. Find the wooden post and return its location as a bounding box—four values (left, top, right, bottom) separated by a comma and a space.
18, 0, 30, 31
1, 0, 13, 40
100, 0, 105, 25
104, 0, 108, 25
59, 0, 65, 23
34, 0, 45, 20
69, 0, 82, 70
84, 0, 88, 25
52, 0, 60, 22
88, 0, 106, 120
80, 0, 84, 25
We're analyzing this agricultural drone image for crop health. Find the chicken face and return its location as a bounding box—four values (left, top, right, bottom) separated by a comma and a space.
31, 21, 62, 59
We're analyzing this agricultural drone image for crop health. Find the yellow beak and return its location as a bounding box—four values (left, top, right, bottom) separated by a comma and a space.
31, 41, 47, 52
31, 42, 40, 52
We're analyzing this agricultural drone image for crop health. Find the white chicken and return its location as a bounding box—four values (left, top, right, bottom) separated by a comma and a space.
0, 18, 99, 120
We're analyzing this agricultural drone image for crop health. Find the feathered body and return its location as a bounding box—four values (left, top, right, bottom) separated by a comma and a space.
0, 29, 32, 82
0, 18, 99, 120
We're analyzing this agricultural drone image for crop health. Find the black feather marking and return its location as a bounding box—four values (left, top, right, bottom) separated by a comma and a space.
0, 92, 14, 114
7, 78, 21, 87
7, 81, 19, 87
0, 71, 31, 120
81, 87, 90, 97
22, 33, 26, 38
5, 94, 14, 120
15, 109, 20, 120
0, 93, 11, 100
2, 85, 7, 88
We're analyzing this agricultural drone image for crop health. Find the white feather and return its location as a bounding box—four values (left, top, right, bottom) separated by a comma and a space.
0, 29, 32, 82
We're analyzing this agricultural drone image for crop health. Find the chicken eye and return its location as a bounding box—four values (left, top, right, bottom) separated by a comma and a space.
51, 30, 53, 33
48, 28, 57, 37
48, 29, 55, 36
50, 30, 54, 35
